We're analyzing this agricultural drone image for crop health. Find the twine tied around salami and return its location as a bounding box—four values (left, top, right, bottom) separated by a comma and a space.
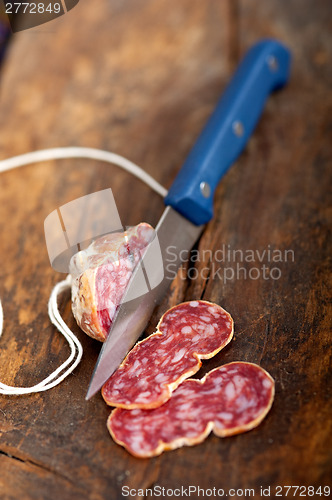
0, 147, 167, 395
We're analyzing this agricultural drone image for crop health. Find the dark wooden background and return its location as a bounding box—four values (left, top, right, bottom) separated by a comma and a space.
0, 1, 331, 499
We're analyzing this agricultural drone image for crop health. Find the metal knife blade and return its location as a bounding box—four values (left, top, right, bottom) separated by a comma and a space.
86, 206, 202, 399
86, 39, 291, 399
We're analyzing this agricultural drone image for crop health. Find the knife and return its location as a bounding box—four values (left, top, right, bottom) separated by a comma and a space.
86, 39, 291, 399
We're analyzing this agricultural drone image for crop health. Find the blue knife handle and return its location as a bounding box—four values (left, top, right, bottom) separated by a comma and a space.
164, 39, 291, 225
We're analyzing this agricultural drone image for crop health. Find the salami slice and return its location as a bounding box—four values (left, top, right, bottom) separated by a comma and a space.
108, 362, 274, 457
102, 301, 234, 409
69, 223, 154, 342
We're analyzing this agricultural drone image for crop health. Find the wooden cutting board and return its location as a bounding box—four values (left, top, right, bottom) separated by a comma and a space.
0, 1, 330, 498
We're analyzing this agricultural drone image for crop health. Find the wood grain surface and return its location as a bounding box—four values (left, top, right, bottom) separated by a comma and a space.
0, 0, 331, 499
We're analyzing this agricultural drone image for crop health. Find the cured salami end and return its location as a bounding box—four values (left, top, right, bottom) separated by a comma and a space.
107, 362, 274, 457
102, 301, 233, 409
69, 223, 154, 342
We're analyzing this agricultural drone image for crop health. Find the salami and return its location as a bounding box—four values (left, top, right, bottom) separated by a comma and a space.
69, 223, 154, 341
108, 362, 274, 457
102, 301, 233, 409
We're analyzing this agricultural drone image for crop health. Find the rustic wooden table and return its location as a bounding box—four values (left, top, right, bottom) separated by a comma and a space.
0, 1, 331, 499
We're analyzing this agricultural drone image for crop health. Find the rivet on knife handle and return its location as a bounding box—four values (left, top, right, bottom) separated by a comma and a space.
164, 39, 291, 226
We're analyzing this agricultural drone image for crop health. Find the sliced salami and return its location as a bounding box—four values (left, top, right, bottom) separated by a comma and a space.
102, 301, 233, 409
69, 223, 154, 342
108, 362, 274, 457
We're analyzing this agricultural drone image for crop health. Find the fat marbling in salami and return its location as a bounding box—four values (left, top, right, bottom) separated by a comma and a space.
107, 362, 274, 457
102, 300, 234, 409
69, 223, 154, 342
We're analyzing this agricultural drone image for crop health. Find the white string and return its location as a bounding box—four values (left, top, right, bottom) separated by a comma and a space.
0, 276, 83, 395
0, 147, 167, 395
0, 147, 168, 198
